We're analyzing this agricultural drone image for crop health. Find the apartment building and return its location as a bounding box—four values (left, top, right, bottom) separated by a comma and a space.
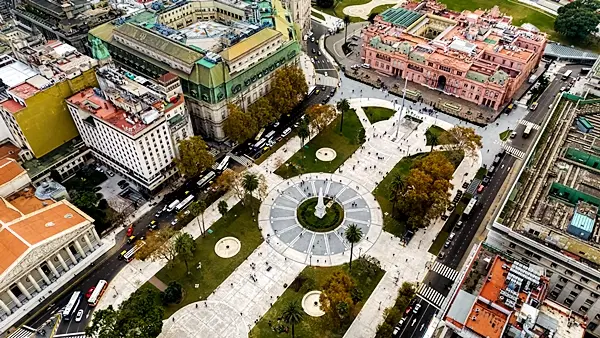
282, 0, 311, 44
89, 0, 301, 141
361, 1, 546, 114
67, 65, 193, 193
0, 158, 105, 333
444, 247, 584, 338
486, 93, 600, 336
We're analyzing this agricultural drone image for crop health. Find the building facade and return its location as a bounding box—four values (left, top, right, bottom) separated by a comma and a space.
0, 158, 104, 333
89, 0, 302, 141
283, 0, 311, 44
361, 1, 546, 112
67, 65, 193, 192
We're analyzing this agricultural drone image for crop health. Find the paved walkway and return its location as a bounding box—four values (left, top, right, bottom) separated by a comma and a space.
343, 0, 401, 19
311, 8, 344, 31
149, 276, 168, 292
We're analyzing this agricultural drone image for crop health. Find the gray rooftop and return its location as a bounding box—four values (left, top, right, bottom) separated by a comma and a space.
544, 43, 598, 61
446, 290, 476, 325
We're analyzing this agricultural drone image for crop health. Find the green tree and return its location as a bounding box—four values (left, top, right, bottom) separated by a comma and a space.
136, 227, 177, 263
174, 136, 215, 177
71, 190, 101, 209
343, 15, 351, 45
174, 232, 195, 274
345, 224, 363, 271
281, 300, 304, 338
555, 0, 600, 42
388, 174, 406, 213
161, 281, 183, 304
218, 200, 228, 216
223, 103, 258, 144
86, 287, 164, 338
298, 118, 310, 147
267, 66, 308, 117
319, 271, 355, 326
316, 0, 333, 8
189, 201, 207, 237
248, 97, 275, 128
336, 98, 350, 132
306, 104, 336, 133
242, 172, 259, 208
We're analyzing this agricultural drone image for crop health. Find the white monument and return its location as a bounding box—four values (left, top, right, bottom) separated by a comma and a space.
314, 187, 326, 218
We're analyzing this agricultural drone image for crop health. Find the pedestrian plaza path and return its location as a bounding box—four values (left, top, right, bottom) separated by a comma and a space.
98, 97, 481, 338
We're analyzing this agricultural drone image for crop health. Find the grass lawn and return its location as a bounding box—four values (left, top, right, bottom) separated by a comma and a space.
499, 130, 512, 141
428, 231, 449, 255
475, 167, 488, 180
152, 200, 263, 318
374, 151, 464, 237
274, 109, 364, 178
369, 3, 395, 16
428, 198, 468, 254
255, 130, 297, 165
250, 262, 385, 338
311, 10, 325, 21
363, 106, 395, 124
314, 0, 370, 21
425, 125, 452, 146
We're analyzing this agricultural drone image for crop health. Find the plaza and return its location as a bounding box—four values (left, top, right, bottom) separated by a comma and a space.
96, 95, 481, 338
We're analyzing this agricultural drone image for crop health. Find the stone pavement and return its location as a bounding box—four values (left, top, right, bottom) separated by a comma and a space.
343, 0, 401, 19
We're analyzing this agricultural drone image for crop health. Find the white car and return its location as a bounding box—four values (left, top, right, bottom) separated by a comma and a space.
413, 303, 422, 314
171, 219, 178, 226
75, 309, 84, 322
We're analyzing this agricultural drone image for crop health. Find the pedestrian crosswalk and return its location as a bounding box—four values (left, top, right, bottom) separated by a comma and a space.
501, 142, 526, 159
8, 327, 36, 338
431, 261, 459, 281
517, 119, 541, 130
417, 284, 445, 309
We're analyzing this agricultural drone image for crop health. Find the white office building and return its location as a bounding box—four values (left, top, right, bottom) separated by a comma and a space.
66, 65, 194, 193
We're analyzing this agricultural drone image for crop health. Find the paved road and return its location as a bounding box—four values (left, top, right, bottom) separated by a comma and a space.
396, 63, 585, 338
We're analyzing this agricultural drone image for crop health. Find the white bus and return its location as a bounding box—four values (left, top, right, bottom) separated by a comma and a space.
463, 198, 477, 216
62, 291, 82, 321
253, 138, 267, 149
523, 124, 533, 138
307, 85, 317, 97
88, 280, 108, 307
175, 194, 195, 212
562, 70, 572, 80
216, 156, 230, 171
166, 199, 180, 212
197, 171, 216, 189
264, 130, 276, 140
120, 241, 145, 262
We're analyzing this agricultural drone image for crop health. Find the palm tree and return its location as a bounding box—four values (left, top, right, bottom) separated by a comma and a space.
298, 118, 310, 147
218, 200, 228, 216
242, 173, 259, 212
189, 201, 207, 237
282, 300, 304, 338
343, 15, 351, 46
174, 233, 195, 274
389, 174, 405, 212
336, 98, 350, 133
345, 224, 363, 271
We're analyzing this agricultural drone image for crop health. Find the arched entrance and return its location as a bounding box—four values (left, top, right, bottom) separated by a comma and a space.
437, 75, 447, 91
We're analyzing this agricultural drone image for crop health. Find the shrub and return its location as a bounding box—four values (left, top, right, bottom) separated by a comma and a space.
162, 281, 183, 305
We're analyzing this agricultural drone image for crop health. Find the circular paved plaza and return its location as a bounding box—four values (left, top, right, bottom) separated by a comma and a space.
258, 173, 383, 266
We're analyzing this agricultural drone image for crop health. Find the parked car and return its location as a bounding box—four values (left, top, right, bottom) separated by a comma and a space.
106, 170, 115, 177
127, 235, 136, 244
482, 177, 490, 185
126, 227, 133, 237
438, 252, 446, 259
155, 209, 162, 218
148, 220, 158, 230
171, 218, 178, 226
311, 48, 316, 54
413, 303, 422, 314
455, 221, 463, 230
477, 184, 485, 193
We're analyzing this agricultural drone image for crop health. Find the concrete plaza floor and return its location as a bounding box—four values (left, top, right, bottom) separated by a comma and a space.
98, 96, 481, 338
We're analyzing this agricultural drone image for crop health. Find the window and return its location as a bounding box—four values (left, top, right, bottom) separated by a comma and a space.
575, 284, 583, 290
566, 270, 574, 276
586, 299, 595, 305
551, 263, 557, 268
579, 305, 589, 313
509, 243, 516, 249
457, 71, 463, 76
439, 65, 451, 73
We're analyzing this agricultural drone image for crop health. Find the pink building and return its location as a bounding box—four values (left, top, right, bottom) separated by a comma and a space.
361, 2, 547, 111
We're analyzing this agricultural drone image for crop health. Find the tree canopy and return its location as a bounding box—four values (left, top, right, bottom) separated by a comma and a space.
174, 232, 195, 274
267, 66, 308, 117
439, 126, 482, 158
316, 0, 334, 8
306, 104, 337, 133
555, 0, 600, 42
319, 271, 356, 326
298, 118, 310, 146
223, 103, 258, 144
86, 287, 164, 338
136, 227, 177, 262
174, 136, 215, 177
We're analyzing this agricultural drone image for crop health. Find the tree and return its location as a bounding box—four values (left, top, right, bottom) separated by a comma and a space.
298, 118, 310, 147
174, 136, 215, 177
86, 287, 164, 338
223, 103, 258, 144
218, 200, 228, 216
368, 12, 378, 24
316, 0, 334, 8
306, 104, 336, 133
555, 0, 600, 42
71, 190, 101, 210
106, 199, 133, 229
174, 232, 195, 274
162, 281, 183, 305
248, 97, 275, 128
281, 300, 304, 338
230, 171, 246, 203
388, 174, 405, 213
343, 15, 351, 45
319, 271, 356, 326
136, 227, 177, 263
336, 99, 350, 133
215, 168, 236, 192
189, 201, 207, 237
242, 172, 259, 206
439, 126, 482, 158
267, 66, 308, 117
257, 174, 269, 202
345, 224, 363, 271
414, 152, 454, 182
